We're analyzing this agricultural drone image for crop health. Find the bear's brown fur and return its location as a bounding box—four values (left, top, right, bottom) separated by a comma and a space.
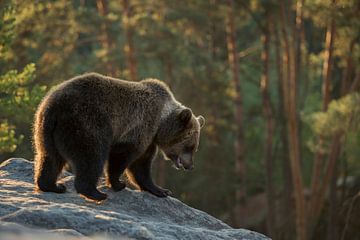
33, 73, 204, 201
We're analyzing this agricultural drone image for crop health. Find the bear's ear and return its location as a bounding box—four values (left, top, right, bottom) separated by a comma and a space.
178, 108, 192, 127
197, 115, 205, 128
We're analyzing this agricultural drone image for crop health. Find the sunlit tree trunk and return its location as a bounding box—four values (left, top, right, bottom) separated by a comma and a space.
326, 36, 356, 240
325, 37, 357, 240
321, 19, 336, 111
96, 0, 117, 76
122, 0, 137, 81
308, 0, 337, 236
314, 29, 358, 240
225, 0, 246, 227
280, 1, 306, 239
260, 14, 276, 238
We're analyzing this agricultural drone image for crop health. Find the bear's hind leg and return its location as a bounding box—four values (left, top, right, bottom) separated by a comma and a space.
35, 155, 66, 193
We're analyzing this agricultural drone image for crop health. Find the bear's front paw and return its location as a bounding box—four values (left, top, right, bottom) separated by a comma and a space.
78, 189, 108, 202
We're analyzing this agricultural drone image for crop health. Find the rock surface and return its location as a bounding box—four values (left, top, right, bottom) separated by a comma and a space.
0, 158, 269, 240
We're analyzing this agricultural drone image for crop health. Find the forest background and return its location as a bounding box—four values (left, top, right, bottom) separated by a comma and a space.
1, 0, 359, 239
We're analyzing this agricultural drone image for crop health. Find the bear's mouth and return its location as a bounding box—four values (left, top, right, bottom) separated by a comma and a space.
169, 154, 184, 170
175, 157, 183, 170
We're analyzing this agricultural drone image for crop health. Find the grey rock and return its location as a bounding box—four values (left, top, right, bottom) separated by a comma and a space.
0, 158, 270, 240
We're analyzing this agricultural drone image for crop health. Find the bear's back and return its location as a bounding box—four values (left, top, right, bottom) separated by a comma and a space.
38, 73, 174, 140
56, 73, 140, 98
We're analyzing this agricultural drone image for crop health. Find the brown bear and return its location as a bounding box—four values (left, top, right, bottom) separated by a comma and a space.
33, 73, 205, 201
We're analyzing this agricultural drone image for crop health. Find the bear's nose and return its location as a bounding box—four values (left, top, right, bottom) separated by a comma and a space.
183, 164, 194, 171
188, 165, 194, 170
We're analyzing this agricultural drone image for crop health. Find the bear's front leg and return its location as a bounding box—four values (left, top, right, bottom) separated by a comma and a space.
106, 144, 136, 192
126, 144, 172, 198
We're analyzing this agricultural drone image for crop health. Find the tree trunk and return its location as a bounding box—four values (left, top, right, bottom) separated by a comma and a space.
308, 1, 337, 236
96, 0, 117, 76
294, 0, 304, 95
122, 0, 137, 81
299, 21, 310, 111
294, 0, 305, 168
350, 72, 360, 92
225, 0, 246, 227
274, 22, 295, 240
326, 145, 340, 240
322, 13, 336, 112
280, 1, 306, 239
311, 135, 341, 232
261, 15, 276, 238
327, 40, 356, 240
340, 39, 356, 95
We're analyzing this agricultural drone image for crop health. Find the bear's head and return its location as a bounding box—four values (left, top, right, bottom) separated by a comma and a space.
157, 108, 205, 170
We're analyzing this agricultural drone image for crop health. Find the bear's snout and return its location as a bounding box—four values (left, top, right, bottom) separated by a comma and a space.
179, 153, 193, 171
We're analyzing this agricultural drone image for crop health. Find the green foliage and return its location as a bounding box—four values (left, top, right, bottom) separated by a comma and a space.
0, 63, 46, 155
305, 93, 360, 176
306, 93, 360, 137
0, 1, 15, 58
0, 120, 23, 153
0, 64, 46, 123
0, 0, 46, 155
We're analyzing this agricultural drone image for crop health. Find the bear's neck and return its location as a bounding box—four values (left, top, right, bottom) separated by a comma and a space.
160, 100, 179, 120
156, 100, 182, 147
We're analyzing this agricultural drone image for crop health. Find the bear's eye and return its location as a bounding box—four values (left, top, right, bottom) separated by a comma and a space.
182, 132, 192, 141
187, 130, 198, 137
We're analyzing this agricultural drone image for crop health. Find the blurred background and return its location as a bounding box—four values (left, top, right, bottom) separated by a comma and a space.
0, 0, 359, 239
